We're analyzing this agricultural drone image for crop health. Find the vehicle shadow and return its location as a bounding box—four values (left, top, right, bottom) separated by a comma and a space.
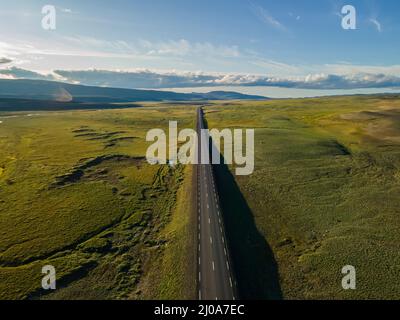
207, 132, 283, 300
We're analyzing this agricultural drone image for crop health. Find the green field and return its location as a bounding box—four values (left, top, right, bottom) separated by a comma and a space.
1, 95, 400, 300
0, 106, 196, 300
205, 95, 400, 300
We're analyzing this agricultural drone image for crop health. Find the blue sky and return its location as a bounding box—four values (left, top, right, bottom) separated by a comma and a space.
1, 0, 400, 90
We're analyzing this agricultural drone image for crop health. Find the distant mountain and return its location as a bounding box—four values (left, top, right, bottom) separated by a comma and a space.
0, 79, 267, 104
194, 91, 267, 100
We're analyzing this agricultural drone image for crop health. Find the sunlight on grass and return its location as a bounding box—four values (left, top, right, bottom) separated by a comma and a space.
206, 95, 400, 299
0, 105, 196, 299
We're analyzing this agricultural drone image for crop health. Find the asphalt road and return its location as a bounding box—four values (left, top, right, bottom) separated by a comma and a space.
196, 107, 236, 300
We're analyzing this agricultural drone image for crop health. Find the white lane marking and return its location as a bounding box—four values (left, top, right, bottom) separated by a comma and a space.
224, 248, 227, 256
199, 243, 201, 252
207, 204, 209, 209
208, 218, 211, 224
229, 277, 233, 288
210, 236, 213, 244
226, 261, 230, 270
198, 233, 200, 240
199, 272, 201, 282
206, 192, 208, 198
212, 261, 215, 271
199, 290, 201, 300
222, 237, 225, 244
198, 256, 201, 266
220, 226, 223, 233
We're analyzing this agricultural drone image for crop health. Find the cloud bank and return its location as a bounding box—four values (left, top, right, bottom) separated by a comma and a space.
53, 69, 400, 90
1, 67, 400, 90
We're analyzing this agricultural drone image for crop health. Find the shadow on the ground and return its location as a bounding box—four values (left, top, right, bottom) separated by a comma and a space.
213, 158, 283, 300
204, 117, 282, 299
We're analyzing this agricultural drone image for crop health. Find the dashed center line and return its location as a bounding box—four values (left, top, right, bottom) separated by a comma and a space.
197, 109, 236, 301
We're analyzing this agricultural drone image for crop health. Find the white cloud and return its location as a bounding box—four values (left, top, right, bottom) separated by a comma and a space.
321, 63, 400, 76
288, 12, 300, 21
2, 63, 400, 90
57, 6, 78, 14
0, 35, 247, 76
138, 39, 240, 58
250, 3, 287, 31
44, 69, 400, 90
251, 59, 301, 75
369, 18, 382, 32
48, 36, 241, 59
2, 33, 399, 89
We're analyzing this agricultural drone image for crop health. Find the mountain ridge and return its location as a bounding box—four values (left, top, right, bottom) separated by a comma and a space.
0, 79, 268, 104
